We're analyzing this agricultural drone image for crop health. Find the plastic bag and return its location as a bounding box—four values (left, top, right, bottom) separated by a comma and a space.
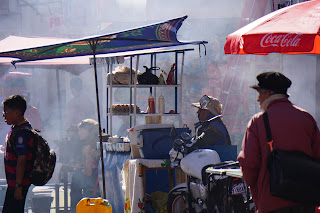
138, 66, 159, 85
107, 65, 136, 85
166, 63, 176, 85
150, 191, 168, 213
158, 71, 166, 85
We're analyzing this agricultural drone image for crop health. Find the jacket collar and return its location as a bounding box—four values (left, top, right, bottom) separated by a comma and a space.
261, 94, 289, 111
267, 97, 291, 110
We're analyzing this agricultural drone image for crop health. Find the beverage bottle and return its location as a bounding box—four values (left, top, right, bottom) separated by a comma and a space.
148, 94, 155, 114
158, 94, 165, 114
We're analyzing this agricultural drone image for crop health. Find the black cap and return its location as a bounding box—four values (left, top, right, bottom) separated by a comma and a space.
250, 72, 292, 95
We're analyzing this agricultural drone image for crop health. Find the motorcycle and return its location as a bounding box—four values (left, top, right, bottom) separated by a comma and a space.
204, 161, 254, 213
167, 121, 253, 213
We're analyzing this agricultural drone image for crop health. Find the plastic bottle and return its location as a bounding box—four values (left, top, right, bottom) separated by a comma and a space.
158, 94, 165, 114
148, 94, 155, 114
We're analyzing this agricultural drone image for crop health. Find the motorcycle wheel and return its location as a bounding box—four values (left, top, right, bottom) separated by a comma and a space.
167, 186, 189, 213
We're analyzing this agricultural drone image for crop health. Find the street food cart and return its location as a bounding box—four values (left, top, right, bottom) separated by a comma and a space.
96, 46, 196, 212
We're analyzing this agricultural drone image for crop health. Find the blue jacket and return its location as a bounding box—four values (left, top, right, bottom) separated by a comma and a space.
194, 117, 231, 148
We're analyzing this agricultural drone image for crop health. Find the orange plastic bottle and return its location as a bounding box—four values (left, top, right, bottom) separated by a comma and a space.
148, 94, 155, 114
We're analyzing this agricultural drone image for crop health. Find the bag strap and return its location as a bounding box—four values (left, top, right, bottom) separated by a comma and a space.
263, 112, 274, 151
9, 125, 32, 153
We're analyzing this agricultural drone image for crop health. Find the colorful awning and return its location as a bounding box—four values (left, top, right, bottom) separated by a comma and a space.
0, 15, 206, 64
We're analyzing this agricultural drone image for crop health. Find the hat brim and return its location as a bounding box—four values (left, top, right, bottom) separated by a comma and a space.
191, 102, 211, 111
250, 85, 260, 90
191, 102, 201, 108
250, 84, 290, 97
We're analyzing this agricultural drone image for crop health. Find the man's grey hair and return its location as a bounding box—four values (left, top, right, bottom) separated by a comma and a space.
261, 89, 276, 95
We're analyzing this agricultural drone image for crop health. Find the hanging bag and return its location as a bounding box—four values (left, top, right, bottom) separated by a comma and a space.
166, 63, 176, 85
137, 66, 159, 85
263, 112, 320, 205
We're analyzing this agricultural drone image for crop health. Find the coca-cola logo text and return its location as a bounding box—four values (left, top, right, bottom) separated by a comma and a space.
260, 33, 302, 48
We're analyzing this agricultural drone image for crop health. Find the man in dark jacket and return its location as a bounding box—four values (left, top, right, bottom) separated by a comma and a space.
191, 95, 231, 148
238, 72, 320, 212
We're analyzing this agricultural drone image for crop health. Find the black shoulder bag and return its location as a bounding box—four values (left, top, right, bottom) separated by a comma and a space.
263, 112, 320, 205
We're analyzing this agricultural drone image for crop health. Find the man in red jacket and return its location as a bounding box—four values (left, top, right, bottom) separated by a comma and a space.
238, 71, 320, 213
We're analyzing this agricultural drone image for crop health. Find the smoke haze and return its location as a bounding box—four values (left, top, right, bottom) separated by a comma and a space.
0, 0, 317, 181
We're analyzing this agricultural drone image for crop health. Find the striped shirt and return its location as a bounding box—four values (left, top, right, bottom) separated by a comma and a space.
4, 121, 34, 188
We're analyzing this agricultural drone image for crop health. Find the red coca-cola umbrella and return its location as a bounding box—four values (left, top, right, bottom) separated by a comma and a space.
224, 0, 320, 55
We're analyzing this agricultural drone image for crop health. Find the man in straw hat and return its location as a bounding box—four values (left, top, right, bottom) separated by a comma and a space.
191, 95, 231, 148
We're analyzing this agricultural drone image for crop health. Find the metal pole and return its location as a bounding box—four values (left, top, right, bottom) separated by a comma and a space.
175, 52, 178, 114
130, 57, 133, 127
63, 171, 68, 212
55, 69, 62, 138
109, 63, 113, 136
106, 65, 109, 134
179, 51, 185, 125
134, 55, 139, 126
89, 39, 106, 199
55, 184, 59, 213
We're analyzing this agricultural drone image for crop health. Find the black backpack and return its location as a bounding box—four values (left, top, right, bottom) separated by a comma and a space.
10, 126, 56, 186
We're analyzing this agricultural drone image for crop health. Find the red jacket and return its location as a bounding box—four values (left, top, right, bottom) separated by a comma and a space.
238, 98, 320, 212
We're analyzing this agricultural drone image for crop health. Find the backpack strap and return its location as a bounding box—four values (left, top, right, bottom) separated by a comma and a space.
263, 112, 274, 151
9, 126, 32, 154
